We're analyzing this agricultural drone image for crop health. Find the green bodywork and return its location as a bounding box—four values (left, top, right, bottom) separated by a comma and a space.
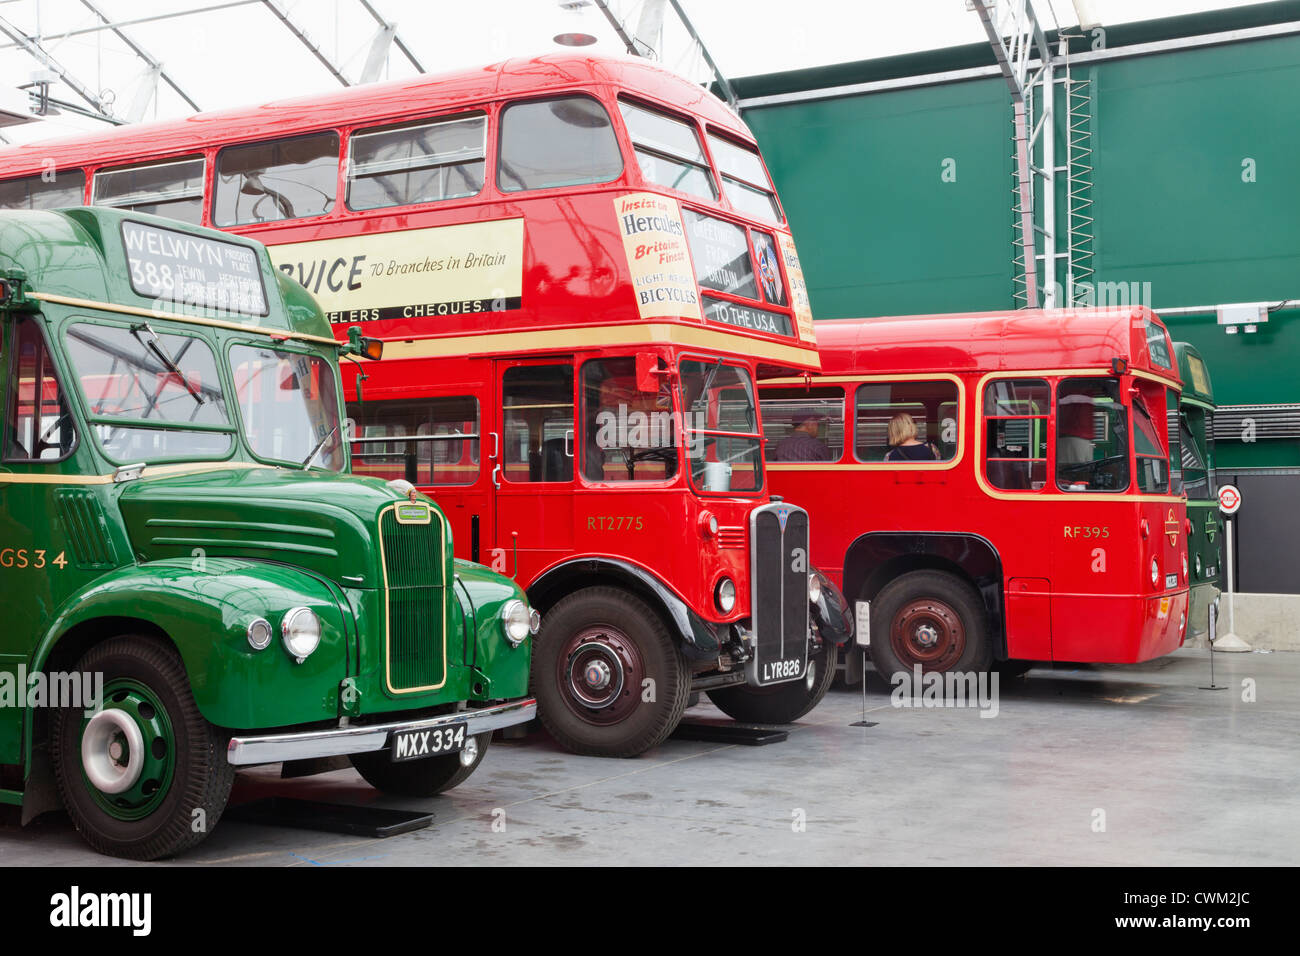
1170, 342, 1222, 638
0, 207, 531, 805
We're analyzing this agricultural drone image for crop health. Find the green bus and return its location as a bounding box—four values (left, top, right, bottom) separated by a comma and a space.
0, 207, 537, 859
1170, 342, 1222, 641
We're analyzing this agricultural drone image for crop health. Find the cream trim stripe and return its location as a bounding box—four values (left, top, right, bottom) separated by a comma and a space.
30, 292, 341, 347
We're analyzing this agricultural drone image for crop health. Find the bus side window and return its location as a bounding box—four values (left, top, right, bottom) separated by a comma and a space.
497, 96, 622, 193
347, 397, 480, 486
983, 378, 1049, 490
0, 169, 86, 210
502, 365, 575, 483
4, 316, 76, 462
93, 157, 205, 225
759, 385, 844, 462
348, 113, 487, 211
855, 380, 959, 463
214, 132, 340, 227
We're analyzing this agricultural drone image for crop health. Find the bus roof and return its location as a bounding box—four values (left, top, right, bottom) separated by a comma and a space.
1174, 341, 1215, 406
812, 307, 1181, 384
0, 206, 334, 345
0, 54, 751, 177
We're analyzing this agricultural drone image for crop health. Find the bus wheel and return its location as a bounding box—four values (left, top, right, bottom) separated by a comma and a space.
869, 571, 992, 678
706, 639, 836, 724
350, 733, 490, 796
51, 635, 234, 860
532, 587, 690, 757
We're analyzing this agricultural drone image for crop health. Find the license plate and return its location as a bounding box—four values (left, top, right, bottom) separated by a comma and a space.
390, 723, 466, 762
1165, 573, 1178, 589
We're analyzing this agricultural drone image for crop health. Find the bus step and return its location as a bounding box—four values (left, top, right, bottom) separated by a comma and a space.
671, 721, 788, 746
225, 797, 433, 839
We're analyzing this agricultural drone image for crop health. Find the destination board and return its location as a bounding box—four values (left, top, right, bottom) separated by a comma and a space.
122, 220, 268, 317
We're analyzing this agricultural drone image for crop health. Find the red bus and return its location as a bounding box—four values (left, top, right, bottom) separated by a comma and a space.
758, 307, 1189, 679
0, 54, 853, 756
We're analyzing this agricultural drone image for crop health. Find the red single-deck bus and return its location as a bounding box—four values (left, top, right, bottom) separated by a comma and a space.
0, 54, 853, 756
758, 307, 1189, 679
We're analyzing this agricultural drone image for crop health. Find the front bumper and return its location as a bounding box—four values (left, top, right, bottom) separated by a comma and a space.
226, 697, 537, 767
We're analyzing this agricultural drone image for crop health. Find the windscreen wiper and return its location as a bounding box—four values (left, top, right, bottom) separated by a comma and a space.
132, 323, 205, 406
692, 358, 725, 411
301, 423, 339, 470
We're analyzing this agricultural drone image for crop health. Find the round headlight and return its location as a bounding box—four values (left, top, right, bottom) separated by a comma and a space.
1195, 554, 1203, 577
1150, 557, 1160, 587
715, 577, 736, 614
699, 511, 718, 538
502, 599, 531, 646
808, 572, 822, 605
247, 618, 273, 651
281, 607, 321, 662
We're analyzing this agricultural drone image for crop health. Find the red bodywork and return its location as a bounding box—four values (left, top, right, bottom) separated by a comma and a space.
0, 55, 821, 634
761, 308, 1190, 664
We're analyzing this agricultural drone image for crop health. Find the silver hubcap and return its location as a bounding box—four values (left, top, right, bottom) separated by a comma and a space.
914, 624, 940, 648
81, 708, 145, 794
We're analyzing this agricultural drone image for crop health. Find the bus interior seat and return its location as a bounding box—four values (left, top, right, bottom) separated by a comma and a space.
541, 437, 572, 482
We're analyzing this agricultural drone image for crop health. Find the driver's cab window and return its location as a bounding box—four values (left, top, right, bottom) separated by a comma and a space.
581, 357, 676, 482
4, 316, 76, 462
1056, 377, 1129, 492
502, 364, 574, 483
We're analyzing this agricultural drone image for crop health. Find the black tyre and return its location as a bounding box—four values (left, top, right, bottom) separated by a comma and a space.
51, 635, 234, 860
350, 733, 489, 796
706, 640, 837, 724
994, 659, 1034, 678
532, 586, 690, 757
868, 570, 992, 679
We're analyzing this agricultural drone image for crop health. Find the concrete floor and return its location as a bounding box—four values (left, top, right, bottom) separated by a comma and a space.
2, 646, 1296, 866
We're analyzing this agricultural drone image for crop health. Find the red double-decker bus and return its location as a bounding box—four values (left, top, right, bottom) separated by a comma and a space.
0, 54, 852, 756
758, 308, 1189, 679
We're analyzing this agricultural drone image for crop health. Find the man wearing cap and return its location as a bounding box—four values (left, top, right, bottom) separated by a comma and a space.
771, 413, 833, 461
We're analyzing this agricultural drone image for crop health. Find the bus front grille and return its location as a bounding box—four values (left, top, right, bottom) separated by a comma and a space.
380, 508, 446, 692
748, 503, 811, 686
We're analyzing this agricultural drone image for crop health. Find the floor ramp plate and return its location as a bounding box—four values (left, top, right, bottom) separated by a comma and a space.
670, 722, 789, 745
225, 797, 433, 838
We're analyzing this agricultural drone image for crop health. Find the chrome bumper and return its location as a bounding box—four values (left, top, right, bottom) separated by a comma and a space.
226, 698, 537, 767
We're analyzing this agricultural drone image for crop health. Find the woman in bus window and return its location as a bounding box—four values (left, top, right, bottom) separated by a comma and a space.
884, 411, 940, 462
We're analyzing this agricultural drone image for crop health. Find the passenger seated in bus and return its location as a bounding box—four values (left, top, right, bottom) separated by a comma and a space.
771, 413, 833, 461
1057, 392, 1097, 465
884, 412, 940, 462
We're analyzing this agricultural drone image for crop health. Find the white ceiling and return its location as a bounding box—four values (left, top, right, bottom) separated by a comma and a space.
0, 0, 1271, 145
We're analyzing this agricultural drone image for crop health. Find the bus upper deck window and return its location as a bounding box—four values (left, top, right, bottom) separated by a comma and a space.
983, 378, 1049, 491
1056, 377, 1129, 493
0, 170, 85, 211
497, 96, 622, 193
93, 157, 205, 225
214, 132, 339, 227
618, 100, 716, 202
348, 114, 486, 210
706, 133, 781, 223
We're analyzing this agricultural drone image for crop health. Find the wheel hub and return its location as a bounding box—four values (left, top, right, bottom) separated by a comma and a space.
82, 708, 145, 795
556, 625, 647, 726
890, 598, 967, 671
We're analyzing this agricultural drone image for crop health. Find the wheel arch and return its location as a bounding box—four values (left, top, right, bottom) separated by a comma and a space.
842, 532, 1007, 658
527, 557, 720, 661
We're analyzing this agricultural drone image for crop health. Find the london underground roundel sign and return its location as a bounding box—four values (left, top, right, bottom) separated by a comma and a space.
1218, 484, 1242, 515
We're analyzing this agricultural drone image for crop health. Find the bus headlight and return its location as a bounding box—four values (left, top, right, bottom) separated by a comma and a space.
246, 618, 273, 651
808, 573, 822, 605
1195, 554, 1203, 577
715, 577, 736, 614
1150, 558, 1160, 588
281, 607, 321, 663
502, 599, 532, 646
1182, 553, 1189, 582
699, 511, 719, 538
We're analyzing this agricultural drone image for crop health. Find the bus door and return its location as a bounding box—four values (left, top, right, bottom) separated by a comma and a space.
492, 358, 576, 582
